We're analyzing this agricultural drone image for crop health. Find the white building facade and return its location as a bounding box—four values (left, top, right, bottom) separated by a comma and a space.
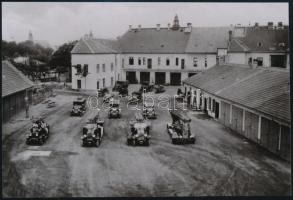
71, 17, 289, 90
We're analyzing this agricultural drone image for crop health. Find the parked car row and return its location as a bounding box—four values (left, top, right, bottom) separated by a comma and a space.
25, 83, 195, 148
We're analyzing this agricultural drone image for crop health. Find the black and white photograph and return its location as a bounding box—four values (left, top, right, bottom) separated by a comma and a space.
1, 2, 291, 197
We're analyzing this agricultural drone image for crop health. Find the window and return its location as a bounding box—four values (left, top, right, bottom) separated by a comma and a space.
257, 42, 262, 47
158, 57, 161, 65
76, 64, 82, 73
96, 64, 100, 73
111, 63, 114, 71
208, 97, 212, 110
111, 77, 114, 86
143, 57, 146, 65
118, 73, 120, 80
83, 64, 88, 75
129, 57, 134, 65
103, 78, 105, 87
175, 58, 179, 66
147, 58, 152, 69
181, 59, 185, 69
115, 56, 117, 66
122, 58, 124, 68
216, 56, 219, 65
193, 57, 198, 67
204, 57, 207, 67
102, 64, 105, 72
166, 58, 170, 66
138, 57, 142, 65
77, 80, 81, 89
97, 81, 99, 89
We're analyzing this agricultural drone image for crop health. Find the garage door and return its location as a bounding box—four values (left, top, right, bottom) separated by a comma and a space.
155, 72, 166, 85
279, 125, 290, 161
140, 72, 150, 84
220, 101, 230, 126
244, 111, 259, 143
170, 73, 181, 85
126, 71, 136, 84
231, 105, 243, 134
260, 117, 280, 154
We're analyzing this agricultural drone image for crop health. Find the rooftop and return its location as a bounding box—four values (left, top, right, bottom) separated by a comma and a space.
183, 64, 290, 123
2, 60, 34, 97
228, 26, 289, 52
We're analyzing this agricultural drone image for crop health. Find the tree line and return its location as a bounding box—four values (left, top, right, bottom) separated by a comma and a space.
2, 40, 77, 81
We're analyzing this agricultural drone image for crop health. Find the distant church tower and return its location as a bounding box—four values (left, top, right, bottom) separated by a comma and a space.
172, 14, 180, 30
28, 30, 33, 41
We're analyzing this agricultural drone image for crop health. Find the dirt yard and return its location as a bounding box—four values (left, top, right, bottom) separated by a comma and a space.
2, 85, 291, 197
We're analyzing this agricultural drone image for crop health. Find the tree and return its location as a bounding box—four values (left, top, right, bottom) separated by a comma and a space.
49, 41, 78, 79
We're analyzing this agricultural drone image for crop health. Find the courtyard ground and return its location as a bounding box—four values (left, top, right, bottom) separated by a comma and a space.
2, 85, 291, 197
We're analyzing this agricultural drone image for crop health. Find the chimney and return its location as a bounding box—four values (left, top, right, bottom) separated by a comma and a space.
228, 30, 233, 42
138, 24, 141, 30
268, 22, 274, 29
156, 24, 160, 31
167, 23, 171, 30
129, 25, 132, 31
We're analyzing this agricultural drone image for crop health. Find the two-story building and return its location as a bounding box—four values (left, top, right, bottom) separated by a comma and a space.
227, 22, 289, 69
118, 16, 231, 85
71, 36, 121, 90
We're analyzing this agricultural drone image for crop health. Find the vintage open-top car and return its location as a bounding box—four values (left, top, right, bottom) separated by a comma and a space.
26, 118, 50, 145
127, 91, 142, 104
142, 102, 157, 119
97, 88, 109, 97
81, 114, 104, 147
71, 97, 87, 116
113, 81, 129, 96
139, 81, 154, 93
127, 113, 151, 146
103, 93, 114, 103
153, 85, 165, 93
108, 99, 121, 118
166, 110, 195, 144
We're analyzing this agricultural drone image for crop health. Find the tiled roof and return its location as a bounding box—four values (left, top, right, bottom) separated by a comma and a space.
183, 64, 290, 123
118, 27, 191, 53
185, 27, 232, 53
71, 38, 118, 54
2, 61, 34, 97
229, 27, 289, 52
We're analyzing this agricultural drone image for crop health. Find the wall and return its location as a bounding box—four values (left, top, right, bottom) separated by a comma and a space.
3, 90, 32, 122
227, 52, 289, 69
71, 54, 117, 90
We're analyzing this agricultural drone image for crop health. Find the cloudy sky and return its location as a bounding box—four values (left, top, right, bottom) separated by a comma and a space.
2, 2, 288, 47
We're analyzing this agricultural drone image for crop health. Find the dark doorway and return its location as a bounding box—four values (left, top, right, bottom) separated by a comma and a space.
215, 102, 219, 118
97, 81, 99, 89
77, 80, 81, 89
147, 58, 152, 69
204, 98, 207, 112
126, 71, 136, 84
170, 73, 181, 85
140, 72, 150, 83
181, 59, 185, 69
155, 72, 166, 85
270, 55, 286, 68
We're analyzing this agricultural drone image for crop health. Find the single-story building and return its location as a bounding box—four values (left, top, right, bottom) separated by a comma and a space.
2, 61, 34, 122
183, 63, 290, 161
